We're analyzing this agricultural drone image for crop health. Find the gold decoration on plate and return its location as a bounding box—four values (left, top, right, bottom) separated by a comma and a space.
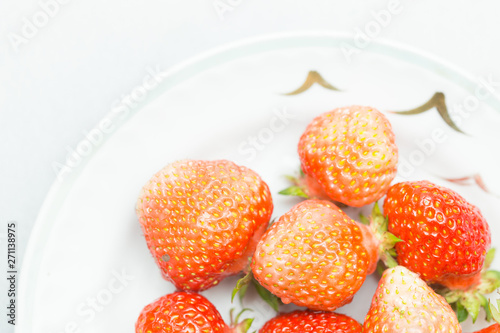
283, 70, 340, 95
392, 92, 465, 134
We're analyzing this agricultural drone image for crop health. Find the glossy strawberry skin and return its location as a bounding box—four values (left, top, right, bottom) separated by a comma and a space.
298, 106, 398, 207
259, 310, 361, 333
137, 160, 273, 291
471, 324, 500, 333
135, 292, 228, 333
251, 200, 378, 311
363, 266, 461, 333
383, 181, 490, 289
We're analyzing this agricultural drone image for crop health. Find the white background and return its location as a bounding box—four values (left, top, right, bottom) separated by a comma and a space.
2, 0, 500, 332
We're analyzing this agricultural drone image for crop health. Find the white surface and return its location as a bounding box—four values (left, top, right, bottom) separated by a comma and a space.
16, 33, 500, 332
2, 1, 500, 332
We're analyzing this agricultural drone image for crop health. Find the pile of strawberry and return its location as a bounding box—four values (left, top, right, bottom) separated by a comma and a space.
134, 106, 500, 332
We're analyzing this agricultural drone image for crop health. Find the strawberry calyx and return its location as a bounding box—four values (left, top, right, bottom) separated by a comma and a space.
364, 202, 401, 270
232, 270, 253, 304
279, 184, 309, 198
228, 308, 254, 333
490, 291, 500, 323
437, 249, 500, 323
279, 170, 331, 201
232, 270, 281, 312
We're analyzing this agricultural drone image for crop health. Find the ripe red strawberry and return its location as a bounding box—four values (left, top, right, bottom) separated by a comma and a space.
471, 324, 500, 333
282, 106, 398, 207
137, 160, 273, 291
383, 180, 499, 321
251, 199, 382, 311
363, 266, 461, 332
135, 292, 252, 333
259, 310, 361, 333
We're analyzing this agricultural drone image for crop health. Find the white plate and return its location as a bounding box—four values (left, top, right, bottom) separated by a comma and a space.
18, 32, 500, 332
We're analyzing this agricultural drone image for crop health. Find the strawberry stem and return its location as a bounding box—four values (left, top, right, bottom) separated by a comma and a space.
279, 169, 332, 201
232, 271, 281, 312
229, 308, 254, 333
232, 270, 253, 303
279, 185, 309, 198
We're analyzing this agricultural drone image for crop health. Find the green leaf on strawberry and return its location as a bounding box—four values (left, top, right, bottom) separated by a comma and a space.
438, 266, 500, 322
455, 301, 468, 323
367, 202, 401, 269
232, 271, 280, 312
229, 308, 254, 333
278, 185, 309, 198
485, 248, 497, 270
253, 280, 281, 312
232, 270, 253, 303
488, 291, 500, 323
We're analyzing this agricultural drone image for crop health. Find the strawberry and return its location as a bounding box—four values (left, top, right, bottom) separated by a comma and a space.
136, 159, 273, 291
363, 266, 461, 332
471, 324, 500, 333
382, 180, 500, 321
281, 106, 398, 207
259, 310, 361, 333
135, 291, 252, 333
250, 199, 385, 311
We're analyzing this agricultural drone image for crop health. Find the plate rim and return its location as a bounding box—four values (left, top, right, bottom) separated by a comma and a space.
17, 30, 498, 332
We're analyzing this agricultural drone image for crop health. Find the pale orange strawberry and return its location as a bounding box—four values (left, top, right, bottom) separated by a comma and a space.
136, 160, 273, 291
363, 266, 461, 332
251, 200, 381, 311
282, 106, 398, 207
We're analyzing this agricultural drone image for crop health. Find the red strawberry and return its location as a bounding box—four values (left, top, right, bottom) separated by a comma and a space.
363, 266, 461, 333
382, 180, 499, 321
251, 199, 382, 311
137, 160, 273, 291
135, 292, 252, 333
471, 324, 500, 333
282, 106, 398, 207
259, 310, 361, 333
